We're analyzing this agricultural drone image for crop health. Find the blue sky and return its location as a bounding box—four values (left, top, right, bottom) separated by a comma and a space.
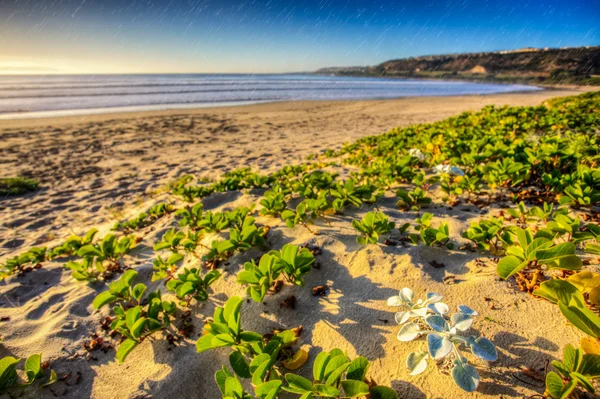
0, 0, 598, 73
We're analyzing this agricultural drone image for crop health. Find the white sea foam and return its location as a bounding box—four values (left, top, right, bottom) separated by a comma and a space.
0, 74, 540, 118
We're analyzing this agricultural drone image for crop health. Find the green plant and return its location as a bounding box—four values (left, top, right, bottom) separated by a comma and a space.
113, 203, 173, 232
48, 228, 98, 259
196, 296, 269, 355
539, 214, 583, 243
93, 270, 176, 362
283, 348, 399, 398
440, 174, 464, 200
528, 202, 567, 222
396, 187, 432, 210
228, 217, 267, 251
92, 270, 146, 309
166, 268, 221, 306
0, 353, 56, 393
457, 175, 482, 198
214, 366, 285, 399
176, 202, 205, 229
152, 252, 184, 281
109, 291, 176, 362
260, 186, 288, 216
391, 289, 497, 392
0, 177, 39, 195
237, 244, 315, 301
483, 158, 530, 188
352, 212, 395, 245
496, 227, 582, 283
533, 277, 600, 339
269, 244, 315, 286
204, 239, 238, 263
410, 213, 451, 247
69, 234, 137, 280
0, 246, 46, 280
154, 229, 186, 252
560, 184, 600, 207
545, 344, 600, 399
330, 180, 364, 212
237, 254, 284, 302
198, 211, 231, 233
461, 217, 512, 254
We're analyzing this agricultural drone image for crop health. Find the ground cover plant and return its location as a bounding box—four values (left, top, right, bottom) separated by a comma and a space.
0, 353, 56, 394
0, 177, 39, 196
389, 288, 497, 392
1, 91, 600, 397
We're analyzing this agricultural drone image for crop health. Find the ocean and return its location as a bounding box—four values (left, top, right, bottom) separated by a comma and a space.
0, 74, 540, 119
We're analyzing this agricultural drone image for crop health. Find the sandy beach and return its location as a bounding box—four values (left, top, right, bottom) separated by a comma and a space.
0, 87, 597, 399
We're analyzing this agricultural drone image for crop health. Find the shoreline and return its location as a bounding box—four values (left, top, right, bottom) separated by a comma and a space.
0, 86, 591, 129
0, 75, 547, 121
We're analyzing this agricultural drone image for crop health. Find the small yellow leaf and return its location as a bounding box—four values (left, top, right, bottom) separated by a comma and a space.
282, 349, 309, 370
590, 287, 600, 307
568, 271, 600, 293
581, 337, 600, 355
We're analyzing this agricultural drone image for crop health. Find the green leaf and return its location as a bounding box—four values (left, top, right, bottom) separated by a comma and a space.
369, 386, 399, 399
130, 317, 147, 339
451, 360, 479, 392
239, 331, 263, 342
545, 371, 564, 399
284, 373, 313, 394
125, 306, 142, 329
224, 376, 244, 397
116, 339, 139, 363
559, 301, 600, 338
497, 255, 528, 279
570, 371, 595, 393
24, 353, 42, 383
325, 362, 351, 386
215, 366, 232, 394
229, 351, 251, 378
251, 357, 273, 386
77, 244, 102, 258
255, 380, 282, 398
176, 282, 195, 299
132, 283, 147, 302
314, 384, 340, 397
312, 352, 331, 382
579, 354, 600, 378
223, 296, 243, 325
196, 334, 216, 353
532, 279, 583, 305
42, 369, 58, 387
93, 291, 117, 309
346, 356, 369, 381
0, 356, 20, 392
341, 380, 370, 397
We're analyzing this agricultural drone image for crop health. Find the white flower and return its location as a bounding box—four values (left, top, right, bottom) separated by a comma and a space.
408, 148, 427, 161
433, 164, 465, 176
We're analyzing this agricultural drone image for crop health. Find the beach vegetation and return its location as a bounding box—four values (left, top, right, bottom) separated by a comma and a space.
410, 213, 451, 248
0, 353, 56, 393
390, 289, 497, 392
352, 212, 395, 245
0, 177, 39, 196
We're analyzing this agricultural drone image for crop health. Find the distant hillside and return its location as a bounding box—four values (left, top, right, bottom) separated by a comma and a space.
317, 46, 600, 85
